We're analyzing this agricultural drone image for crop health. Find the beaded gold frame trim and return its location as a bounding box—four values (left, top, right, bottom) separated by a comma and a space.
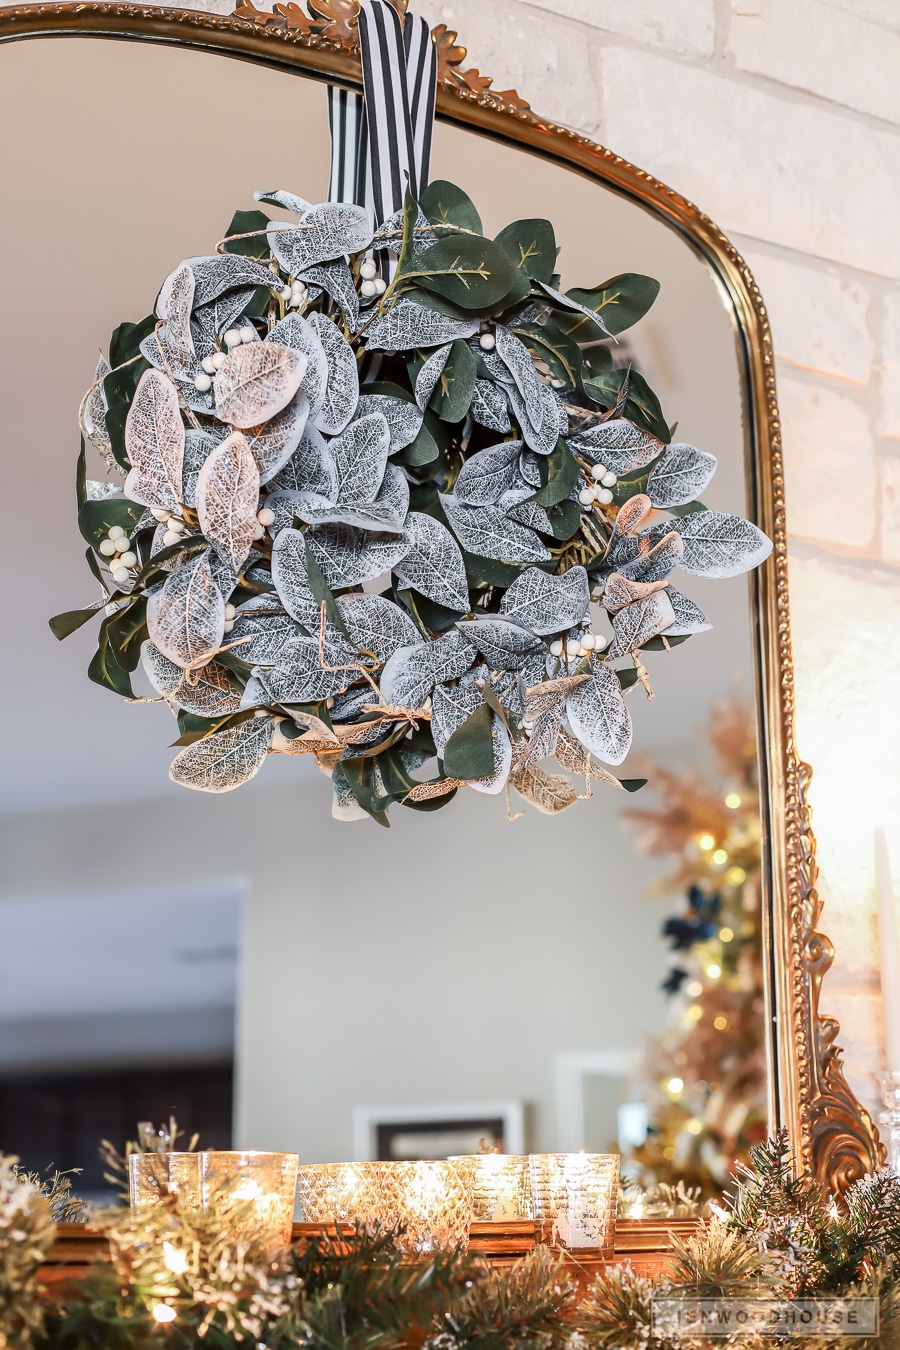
0, 0, 882, 1192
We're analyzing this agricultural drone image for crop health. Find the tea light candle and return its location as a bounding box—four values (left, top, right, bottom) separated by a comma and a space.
529, 1153, 620, 1254
388, 1160, 474, 1253
449, 1155, 532, 1221
296, 1162, 384, 1225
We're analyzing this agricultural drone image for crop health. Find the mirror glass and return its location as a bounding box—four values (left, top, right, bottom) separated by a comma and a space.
0, 36, 764, 1207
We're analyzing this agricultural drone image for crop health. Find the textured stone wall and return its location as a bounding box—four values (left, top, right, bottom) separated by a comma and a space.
407, 0, 900, 1114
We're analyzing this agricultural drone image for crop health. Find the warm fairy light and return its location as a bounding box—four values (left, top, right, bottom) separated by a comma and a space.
725, 866, 747, 885
162, 1241, 188, 1275
686, 1119, 703, 1135
714, 1015, 729, 1031
667, 1077, 684, 1095
719, 927, 734, 942
663, 1145, 676, 1160
725, 793, 742, 809
686, 980, 703, 998
698, 834, 715, 851
152, 1304, 177, 1324
707, 963, 722, 979
686, 1004, 703, 1022
712, 848, 728, 865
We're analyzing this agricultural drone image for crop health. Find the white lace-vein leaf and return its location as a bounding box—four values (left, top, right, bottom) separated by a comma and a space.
146, 549, 225, 670
195, 430, 261, 571
123, 368, 184, 512
268, 313, 329, 420
258, 638, 353, 704
471, 378, 511, 433
363, 298, 479, 351
499, 565, 589, 634
495, 324, 545, 430
182, 427, 226, 508
455, 617, 543, 670
244, 389, 309, 486
609, 590, 676, 657
267, 423, 338, 500
672, 510, 773, 578
306, 524, 410, 588
336, 592, 421, 662
293, 462, 408, 534
270, 528, 320, 628
230, 596, 301, 666
664, 587, 712, 635
439, 494, 551, 563
309, 312, 359, 435
141, 641, 242, 716
169, 715, 274, 793
646, 443, 717, 509
379, 630, 476, 708
415, 344, 452, 408
157, 263, 197, 380
266, 201, 372, 274
453, 440, 523, 505
188, 254, 281, 307
565, 664, 632, 765
354, 394, 423, 454
213, 341, 306, 429
568, 417, 662, 476
395, 510, 470, 610
330, 412, 390, 505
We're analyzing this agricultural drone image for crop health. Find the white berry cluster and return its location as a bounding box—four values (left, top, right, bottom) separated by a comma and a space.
149, 506, 190, 548
359, 257, 387, 300
279, 278, 309, 311
548, 628, 609, 660
578, 461, 618, 509
98, 524, 138, 586
194, 326, 256, 391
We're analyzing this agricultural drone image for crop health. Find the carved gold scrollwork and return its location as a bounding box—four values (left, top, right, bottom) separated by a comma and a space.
0, 0, 883, 1197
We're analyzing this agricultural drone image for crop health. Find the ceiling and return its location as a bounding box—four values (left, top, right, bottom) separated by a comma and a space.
0, 37, 753, 817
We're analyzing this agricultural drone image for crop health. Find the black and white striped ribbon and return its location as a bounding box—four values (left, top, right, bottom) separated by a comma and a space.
326, 1, 437, 235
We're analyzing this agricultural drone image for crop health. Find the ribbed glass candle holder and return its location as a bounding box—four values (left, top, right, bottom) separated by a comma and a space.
529, 1153, 619, 1254
385, 1160, 474, 1253
129, 1150, 298, 1252
296, 1162, 385, 1224
449, 1155, 533, 1221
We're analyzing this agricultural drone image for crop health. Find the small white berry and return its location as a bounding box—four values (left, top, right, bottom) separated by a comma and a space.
374, 277, 387, 295
112, 567, 130, 585
591, 463, 607, 480
118, 550, 137, 569
194, 372, 212, 393
359, 259, 378, 281
223, 619, 234, 634
224, 328, 242, 348
211, 351, 227, 371
99, 538, 117, 557
594, 634, 609, 651
109, 525, 125, 540
252, 522, 265, 540
167, 516, 185, 532
280, 285, 292, 301
549, 377, 566, 388
360, 279, 378, 299
162, 530, 181, 547
581, 633, 596, 651
201, 356, 216, 375
113, 536, 131, 552
479, 332, 495, 351
566, 638, 581, 656
150, 507, 171, 522
602, 472, 617, 488
257, 507, 275, 527
239, 325, 255, 344
596, 488, 614, 505
549, 639, 563, 657
224, 603, 236, 621
578, 488, 594, 507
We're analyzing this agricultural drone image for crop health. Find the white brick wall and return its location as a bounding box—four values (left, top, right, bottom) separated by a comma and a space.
3, 0, 898, 1117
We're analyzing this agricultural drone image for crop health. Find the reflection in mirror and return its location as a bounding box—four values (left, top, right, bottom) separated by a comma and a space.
0, 37, 762, 1207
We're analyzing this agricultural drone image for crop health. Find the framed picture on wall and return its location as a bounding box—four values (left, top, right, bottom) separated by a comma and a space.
353, 1102, 525, 1161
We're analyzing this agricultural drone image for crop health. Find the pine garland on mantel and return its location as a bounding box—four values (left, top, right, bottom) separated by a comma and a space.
8, 1131, 900, 1349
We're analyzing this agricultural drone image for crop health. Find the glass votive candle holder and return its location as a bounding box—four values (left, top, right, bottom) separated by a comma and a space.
296, 1162, 385, 1224
449, 1155, 533, 1221
201, 1151, 299, 1251
529, 1153, 620, 1255
128, 1151, 203, 1210
386, 1160, 474, 1253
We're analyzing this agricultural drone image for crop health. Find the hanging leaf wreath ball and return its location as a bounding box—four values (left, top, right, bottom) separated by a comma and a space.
55, 183, 772, 823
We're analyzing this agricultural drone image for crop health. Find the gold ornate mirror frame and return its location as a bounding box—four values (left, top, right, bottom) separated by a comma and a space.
0, 0, 882, 1193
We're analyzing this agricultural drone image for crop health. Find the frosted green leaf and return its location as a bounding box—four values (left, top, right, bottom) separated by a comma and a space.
331, 412, 390, 505
395, 511, 469, 610
157, 263, 197, 380
566, 665, 632, 766
267, 201, 372, 274
500, 566, 589, 634
568, 417, 662, 476
439, 494, 551, 563
380, 630, 476, 709
505, 496, 554, 534
471, 378, 511, 433
230, 596, 300, 666
259, 638, 353, 704
267, 422, 338, 499
294, 462, 408, 534
646, 443, 717, 509
269, 314, 329, 421
601, 572, 670, 613
354, 394, 423, 455
363, 298, 479, 351
270, 528, 319, 628
609, 590, 676, 657
141, 641, 242, 716
332, 762, 368, 822
182, 427, 225, 508
242, 389, 309, 486
664, 587, 712, 636
304, 261, 359, 329
189, 254, 280, 306
507, 383, 561, 456
673, 510, 773, 578
415, 344, 452, 408
455, 617, 543, 671
169, 715, 274, 793
336, 592, 420, 662
306, 524, 410, 588
614, 528, 684, 584
254, 188, 312, 216
453, 440, 522, 506
494, 324, 545, 429
195, 430, 260, 572
213, 341, 306, 430
123, 368, 184, 512
146, 550, 225, 670
309, 312, 358, 435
